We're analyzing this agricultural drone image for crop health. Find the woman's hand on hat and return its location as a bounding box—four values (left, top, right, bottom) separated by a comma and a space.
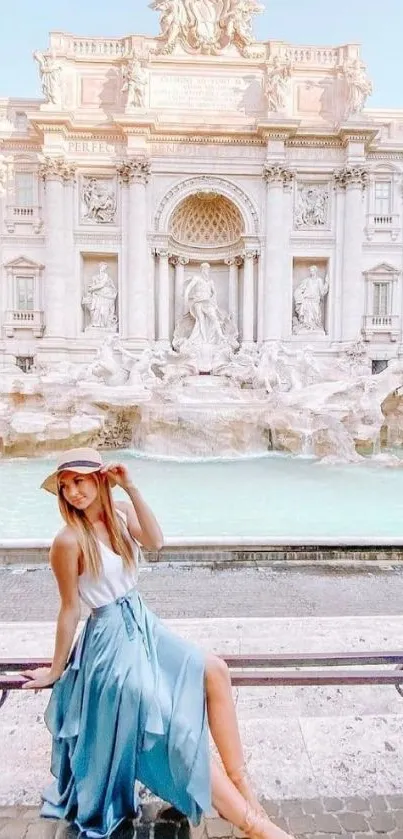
101, 462, 133, 490
21, 667, 59, 691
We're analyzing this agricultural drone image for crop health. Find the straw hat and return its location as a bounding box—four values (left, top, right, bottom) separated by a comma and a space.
41, 447, 116, 495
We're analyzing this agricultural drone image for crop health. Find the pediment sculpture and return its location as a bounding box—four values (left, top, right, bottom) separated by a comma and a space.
150, 0, 264, 56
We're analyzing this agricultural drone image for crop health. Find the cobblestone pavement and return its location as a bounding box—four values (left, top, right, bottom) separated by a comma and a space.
3, 796, 403, 839
2, 562, 403, 621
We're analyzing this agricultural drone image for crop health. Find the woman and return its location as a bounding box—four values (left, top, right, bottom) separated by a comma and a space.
23, 447, 293, 839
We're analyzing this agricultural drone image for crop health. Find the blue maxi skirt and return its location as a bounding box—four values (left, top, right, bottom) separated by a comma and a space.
41, 589, 211, 838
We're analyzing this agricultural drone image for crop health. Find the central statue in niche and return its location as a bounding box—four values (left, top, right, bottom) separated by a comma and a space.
173, 262, 238, 372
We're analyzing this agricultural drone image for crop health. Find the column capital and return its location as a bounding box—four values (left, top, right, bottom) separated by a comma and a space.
263, 163, 294, 188
334, 165, 369, 191
117, 157, 151, 185
242, 248, 260, 261
168, 254, 189, 266
39, 156, 76, 183
153, 247, 170, 259
225, 257, 239, 267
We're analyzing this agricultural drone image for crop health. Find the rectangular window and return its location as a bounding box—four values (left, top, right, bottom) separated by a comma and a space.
16, 356, 34, 373
372, 359, 388, 375
14, 171, 34, 206
374, 181, 392, 216
16, 275, 34, 311
373, 282, 389, 317
15, 112, 27, 131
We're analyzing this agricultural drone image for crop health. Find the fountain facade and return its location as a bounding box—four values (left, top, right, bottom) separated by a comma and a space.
1, 1, 403, 459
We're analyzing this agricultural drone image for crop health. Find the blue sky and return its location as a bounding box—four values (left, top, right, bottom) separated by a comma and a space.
1, 0, 402, 108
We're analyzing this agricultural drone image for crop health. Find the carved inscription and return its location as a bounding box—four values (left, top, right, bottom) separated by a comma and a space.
150, 142, 265, 159
150, 73, 259, 111
68, 141, 122, 155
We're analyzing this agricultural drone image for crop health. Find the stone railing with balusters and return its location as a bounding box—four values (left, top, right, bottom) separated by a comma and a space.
48, 32, 138, 59
365, 212, 400, 242
4, 309, 44, 338
268, 41, 359, 69
362, 314, 400, 341
5, 205, 43, 234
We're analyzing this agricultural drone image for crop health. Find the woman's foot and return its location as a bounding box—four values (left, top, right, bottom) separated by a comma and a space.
241, 803, 294, 839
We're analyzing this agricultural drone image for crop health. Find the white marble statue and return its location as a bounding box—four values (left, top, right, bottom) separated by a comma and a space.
118, 344, 165, 388
83, 336, 127, 387
82, 263, 118, 330
344, 59, 373, 117
155, 347, 199, 385
293, 265, 329, 334
82, 178, 117, 224
214, 344, 259, 385
122, 57, 148, 108
33, 50, 62, 106
150, 0, 262, 54
174, 263, 227, 348
185, 263, 226, 345
264, 56, 291, 112
150, 0, 189, 52
225, 0, 264, 52
294, 186, 328, 229
173, 263, 238, 372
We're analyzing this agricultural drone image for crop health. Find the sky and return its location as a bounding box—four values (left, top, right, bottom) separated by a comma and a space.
0, 0, 402, 109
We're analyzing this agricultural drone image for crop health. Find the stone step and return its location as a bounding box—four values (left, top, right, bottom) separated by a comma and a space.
2, 617, 403, 805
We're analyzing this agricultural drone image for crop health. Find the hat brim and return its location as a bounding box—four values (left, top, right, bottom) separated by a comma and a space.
41, 465, 116, 496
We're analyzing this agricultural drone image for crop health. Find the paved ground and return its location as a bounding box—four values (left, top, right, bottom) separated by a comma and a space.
2, 562, 403, 620
3, 796, 403, 839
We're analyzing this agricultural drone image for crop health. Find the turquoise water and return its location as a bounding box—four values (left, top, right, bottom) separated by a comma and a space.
1, 451, 403, 541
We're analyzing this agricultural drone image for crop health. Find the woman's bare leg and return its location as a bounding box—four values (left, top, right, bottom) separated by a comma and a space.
211, 762, 293, 839
205, 655, 264, 811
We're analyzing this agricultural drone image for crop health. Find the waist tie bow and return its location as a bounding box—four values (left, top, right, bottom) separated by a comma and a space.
115, 592, 151, 659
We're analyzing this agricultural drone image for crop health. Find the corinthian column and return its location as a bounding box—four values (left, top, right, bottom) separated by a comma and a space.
63, 165, 77, 337
335, 166, 369, 342
40, 156, 76, 339
263, 164, 294, 341
225, 257, 241, 332
242, 250, 258, 343
117, 158, 150, 344
155, 249, 170, 343
172, 256, 189, 322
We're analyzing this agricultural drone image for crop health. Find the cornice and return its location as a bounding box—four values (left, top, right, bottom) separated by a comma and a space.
257, 120, 300, 141
0, 141, 42, 152
150, 133, 265, 146
287, 137, 343, 149
367, 150, 403, 161
337, 124, 379, 146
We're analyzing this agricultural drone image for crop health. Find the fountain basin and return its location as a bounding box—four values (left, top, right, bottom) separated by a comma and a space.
1, 451, 403, 545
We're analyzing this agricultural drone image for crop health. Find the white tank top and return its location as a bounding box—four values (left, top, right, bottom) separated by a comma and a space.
78, 513, 139, 610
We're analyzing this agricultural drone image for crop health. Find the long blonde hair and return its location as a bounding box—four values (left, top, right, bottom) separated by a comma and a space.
58, 472, 136, 577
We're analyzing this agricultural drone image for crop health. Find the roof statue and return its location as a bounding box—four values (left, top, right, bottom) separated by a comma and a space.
149, 0, 264, 55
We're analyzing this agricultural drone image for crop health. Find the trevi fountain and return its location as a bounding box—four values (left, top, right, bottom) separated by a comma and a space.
1, 0, 403, 541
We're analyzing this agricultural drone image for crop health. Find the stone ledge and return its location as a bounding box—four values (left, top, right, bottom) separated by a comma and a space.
1, 544, 403, 568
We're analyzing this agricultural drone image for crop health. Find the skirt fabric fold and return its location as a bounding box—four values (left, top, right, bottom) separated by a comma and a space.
41, 589, 211, 838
